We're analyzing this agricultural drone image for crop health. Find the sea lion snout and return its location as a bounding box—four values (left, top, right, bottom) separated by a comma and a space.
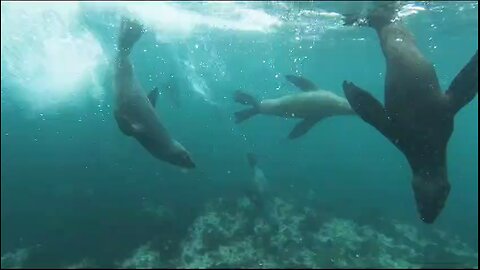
169, 150, 195, 169
168, 141, 196, 169
412, 174, 451, 224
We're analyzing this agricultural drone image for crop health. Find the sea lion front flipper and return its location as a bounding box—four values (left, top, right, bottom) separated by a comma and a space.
148, 87, 160, 107
446, 50, 478, 115
285, 75, 318, 91
343, 81, 393, 138
288, 118, 321, 139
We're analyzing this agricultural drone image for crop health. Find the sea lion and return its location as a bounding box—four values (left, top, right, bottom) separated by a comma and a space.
113, 18, 195, 169
233, 75, 356, 139
246, 153, 268, 199
342, 2, 478, 223
244, 153, 277, 227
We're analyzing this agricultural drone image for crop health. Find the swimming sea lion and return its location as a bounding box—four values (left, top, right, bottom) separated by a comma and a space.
113, 18, 195, 169
234, 75, 356, 139
342, 2, 478, 223
246, 153, 268, 198
244, 153, 277, 227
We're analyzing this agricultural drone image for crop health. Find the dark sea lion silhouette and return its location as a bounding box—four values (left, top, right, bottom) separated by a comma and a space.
343, 2, 477, 223
234, 75, 356, 139
113, 18, 195, 169
244, 153, 277, 228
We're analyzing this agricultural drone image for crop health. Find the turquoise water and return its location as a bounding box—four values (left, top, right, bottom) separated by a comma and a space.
1, 1, 478, 268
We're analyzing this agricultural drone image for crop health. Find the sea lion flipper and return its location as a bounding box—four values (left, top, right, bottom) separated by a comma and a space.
118, 17, 144, 55
234, 90, 259, 107
288, 118, 321, 139
148, 87, 160, 107
343, 81, 392, 138
233, 90, 260, 123
446, 50, 478, 115
285, 75, 318, 91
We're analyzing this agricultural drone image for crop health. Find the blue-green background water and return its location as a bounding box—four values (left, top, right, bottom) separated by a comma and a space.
1, 1, 478, 268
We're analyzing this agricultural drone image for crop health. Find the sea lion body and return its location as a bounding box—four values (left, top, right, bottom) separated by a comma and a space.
259, 90, 354, 119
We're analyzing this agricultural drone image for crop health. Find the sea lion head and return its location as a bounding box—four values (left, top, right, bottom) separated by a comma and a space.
168, 140, 196, 169
411, 171, 450, 224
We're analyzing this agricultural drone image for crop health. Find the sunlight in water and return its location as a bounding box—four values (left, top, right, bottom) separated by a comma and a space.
1, 2, 107, 112
0, 1, 465, 113
94, 1, 284, 42
1, 1, 283, 112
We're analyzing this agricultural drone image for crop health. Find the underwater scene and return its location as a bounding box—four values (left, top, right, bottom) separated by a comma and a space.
1, 1, 478, 268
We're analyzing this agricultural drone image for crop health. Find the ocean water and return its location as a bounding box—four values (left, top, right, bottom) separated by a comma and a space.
1, 1, 478, 268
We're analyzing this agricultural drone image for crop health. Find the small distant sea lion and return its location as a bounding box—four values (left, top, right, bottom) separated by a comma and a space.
244, 153, 277, 227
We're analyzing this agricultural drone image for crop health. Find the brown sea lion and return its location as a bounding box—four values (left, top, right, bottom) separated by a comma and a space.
113, 18, 195, 169
342, 2, 477, 223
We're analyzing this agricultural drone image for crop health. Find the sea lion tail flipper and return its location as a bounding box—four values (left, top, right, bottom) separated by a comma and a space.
288, 118, 321, 139
148, 87, 160, 107
446, 50, 478, 115
285, 75, 318, 91
342, 13, 370, 27
118, 17, 145, 55
234, 90, 259, 107
246, 153, 257, 168
343, 2, 400, 29
233, 90, 260, 123
234, 108, 259, 124
342, 81, 393, 138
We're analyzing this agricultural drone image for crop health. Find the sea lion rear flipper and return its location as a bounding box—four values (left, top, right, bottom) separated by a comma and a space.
118, 17, 144, 55
288, 118, 321, 139
285, 75, 318, 91
446, 50, 478, 115
342, 13, 362, 26
233, 90, 260, 123
234, 90, 259, 106
342, 81, 393, 138
148, 87, 160, 107
342, 2, 400, 29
